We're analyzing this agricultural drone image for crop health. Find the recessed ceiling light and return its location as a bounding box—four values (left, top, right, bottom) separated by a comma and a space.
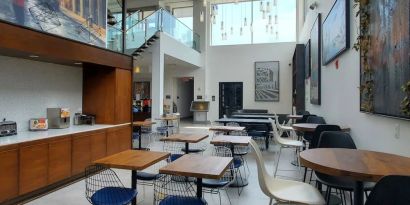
29, 55, 39, 58
74, 62, 82, 65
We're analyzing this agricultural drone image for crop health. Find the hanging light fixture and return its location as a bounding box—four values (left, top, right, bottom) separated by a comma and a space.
214, 5, 218, 15
265, 24, 269, 33
273, 0, 277, 7
240, 26, 243, 36
270, 25, 274, 34
266, 1, 271, 13
260, 1, 264, 12
262, 10, 266, 19
250, 22, 253, 33
107, 9, 117, 26
276, 31, 279, 39
212, 15, 216, 24
231, 26, 234, 35
221, 21, 224, 31
203, 0, 207, 7
244, 17, 247, 26
200, 11, 204, 22
268, 15, 272, 25
275, 14, 278, 24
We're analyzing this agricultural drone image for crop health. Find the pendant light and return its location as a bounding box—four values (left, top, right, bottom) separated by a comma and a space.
260, 1, 264, 12
231, 26, 234, 35
262, 10, 266, 19
266, 1, 271, 13
274, 14, 278, 24
270, 25, 274, 35
240, 26, 243, 36
275, 31, 279, 40
203, 0, 207, 7
212, 15, 216, 24
273, 0, 277, 7
221, 21, 224, 31
244, 17, 248, 26
268, 15, 272, 25
200, 11, 204, 22
265, 24, 269, 33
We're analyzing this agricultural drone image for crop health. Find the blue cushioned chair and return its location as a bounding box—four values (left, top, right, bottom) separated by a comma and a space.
154, 175, 207, 205
85, 165, 137, 205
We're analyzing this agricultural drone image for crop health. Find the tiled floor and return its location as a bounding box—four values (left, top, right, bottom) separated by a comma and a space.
26, 120, 305, 205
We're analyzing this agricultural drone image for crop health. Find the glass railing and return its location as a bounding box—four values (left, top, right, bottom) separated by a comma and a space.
118, 8, 200, 55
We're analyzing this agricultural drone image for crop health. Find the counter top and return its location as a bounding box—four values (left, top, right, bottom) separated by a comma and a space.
0, 123, 131, 146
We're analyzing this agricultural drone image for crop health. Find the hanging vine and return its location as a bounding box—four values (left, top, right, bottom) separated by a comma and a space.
401, 81, 410, 116
353, 0, 373, 112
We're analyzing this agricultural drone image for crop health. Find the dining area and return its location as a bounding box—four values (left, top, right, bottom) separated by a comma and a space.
62, 111, 410, 205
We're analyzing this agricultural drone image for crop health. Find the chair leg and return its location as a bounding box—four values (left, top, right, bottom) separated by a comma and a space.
274, 147, 282, 177
303, 167, 308, 182
225, 189, 232, 205
269, 198, 273, 205
297, 149, 302, 178
325, 187, 331, 205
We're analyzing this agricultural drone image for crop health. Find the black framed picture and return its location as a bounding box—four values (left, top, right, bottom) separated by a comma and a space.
322, 0, 350, 65
305, 39, 311, 79
255, 61, 280, 102
310, 14, 321, 105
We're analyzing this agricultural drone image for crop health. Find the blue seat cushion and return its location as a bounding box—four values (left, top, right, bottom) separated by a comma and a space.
233, 156, 243, 168
91, 187, 137, 205
199, 179, 230, 188
170, 154, 183, 162
181, 148, 204, 153
136, 172, 162, 181
159, 196, 207, 205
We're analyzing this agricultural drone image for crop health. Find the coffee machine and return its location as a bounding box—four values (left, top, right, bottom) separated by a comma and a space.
47, 108, 70, 129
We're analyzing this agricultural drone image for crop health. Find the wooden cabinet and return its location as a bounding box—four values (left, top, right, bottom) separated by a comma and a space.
0, 145, 19, 202
90, 131, 107, 161
115, 69, 132, 124
19, 141, 49, 195
107, 125, 131, 155
72, 133, 91, 175
48, 136, 72, 184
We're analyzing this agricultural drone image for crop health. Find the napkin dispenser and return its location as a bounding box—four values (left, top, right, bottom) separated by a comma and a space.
0, 119, 17, 137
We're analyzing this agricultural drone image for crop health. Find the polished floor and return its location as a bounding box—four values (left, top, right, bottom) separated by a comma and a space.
26, 120, 305, 205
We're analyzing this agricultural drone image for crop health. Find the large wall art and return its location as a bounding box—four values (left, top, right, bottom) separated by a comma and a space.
255, 61, 280, 102
322, 0, 349, 65
0, 0, 107, 47
305, 39, 311, 79
310, 14, 321, 105
359, 0, 410, 119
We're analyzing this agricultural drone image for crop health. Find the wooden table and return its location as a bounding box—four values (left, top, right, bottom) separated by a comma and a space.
215, 118, 272, 125
231, 114, 276, 119
300, 148, 410, 205
94, 150, 170, 205
155, 116, 178, 137
160, 133, 209, 154
159, 154, 233, 198
209, 126, 246, 134
133, 121, 156, 150
292, 123, 351, 132
287, 114, 303, 120
211, 135, 252, 187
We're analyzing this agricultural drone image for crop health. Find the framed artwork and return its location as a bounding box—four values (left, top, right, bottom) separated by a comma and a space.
305, 39, 311, 79
322, 0, 350, 65
310, 14, 321, 105
255, 61, 280, 102
360, 0, 410, 120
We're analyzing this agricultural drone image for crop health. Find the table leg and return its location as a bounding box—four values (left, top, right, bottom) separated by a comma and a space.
354, 181, 364, 205
166, 120, 169, 137
196, 178, 203, 198
138, 126, 142, 150
229, 143, 249, 188
132, 170, 137, 205
185, 142, 189, 154
265, 135, 269, 150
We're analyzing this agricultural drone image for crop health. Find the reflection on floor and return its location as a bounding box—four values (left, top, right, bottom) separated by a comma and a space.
27, 120, 303, 205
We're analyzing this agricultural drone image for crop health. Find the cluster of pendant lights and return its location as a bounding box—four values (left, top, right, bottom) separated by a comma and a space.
201, 0, 279, 40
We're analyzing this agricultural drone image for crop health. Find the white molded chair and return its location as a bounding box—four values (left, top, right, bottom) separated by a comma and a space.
249, 139, 325, 205
269, 118, 304, 178
274, 114, 296, 139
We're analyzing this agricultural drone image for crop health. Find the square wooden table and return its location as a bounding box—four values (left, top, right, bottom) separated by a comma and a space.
159, 154, 233, 198
209, 126, 246, 135
155, 116, 179, 136
160, 133, 209, 154
132, 121, 156, 150
94, 150, 170, 205
210, 135, 252, 187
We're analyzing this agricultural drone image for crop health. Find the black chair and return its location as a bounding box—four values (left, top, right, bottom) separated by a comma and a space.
85, 165, 138, 205
303, 125, 341, 182
306, 116, 326, 124
316, 131, 374, 205
365, 175, 410, 205
296, 114, 316, 124
296, 110, 310, 115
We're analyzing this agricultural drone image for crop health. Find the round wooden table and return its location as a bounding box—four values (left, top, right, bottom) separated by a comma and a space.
292, 123, 350, 132
300, 148, 410, 205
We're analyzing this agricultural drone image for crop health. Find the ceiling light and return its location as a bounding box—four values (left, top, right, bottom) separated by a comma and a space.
203, 0, 207, 7
134, 66, 141, 73
200, 11, 204, 22
29, 55, 39, 58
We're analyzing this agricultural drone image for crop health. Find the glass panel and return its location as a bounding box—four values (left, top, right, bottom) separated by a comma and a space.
161, 10, 199, 52
107, 26, 123, 52
173, 7, 193, 30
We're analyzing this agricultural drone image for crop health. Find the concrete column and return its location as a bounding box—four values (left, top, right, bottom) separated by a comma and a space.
151, 43, 164, 119
193, 0, 207, 99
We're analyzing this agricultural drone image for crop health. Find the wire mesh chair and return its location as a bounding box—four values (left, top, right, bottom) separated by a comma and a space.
154, 174, 207, 205
85, 165, 137, 205
226, 122, 251, 178
201, 145, 235, 205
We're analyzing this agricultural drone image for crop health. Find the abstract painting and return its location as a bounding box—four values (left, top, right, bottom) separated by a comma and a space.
305, 39, 311, 79
255, 61, 280, 102
310, 14, 321, 105
360, 0, 410, 119
322, 0, 349, 65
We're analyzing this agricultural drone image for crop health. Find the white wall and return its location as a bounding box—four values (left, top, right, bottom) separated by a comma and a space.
299, 0, 410, 156
0, 55, 83, 132
206, 43, 296, 121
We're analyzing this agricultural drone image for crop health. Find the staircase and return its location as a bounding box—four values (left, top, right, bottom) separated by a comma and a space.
107, 8, 200, 57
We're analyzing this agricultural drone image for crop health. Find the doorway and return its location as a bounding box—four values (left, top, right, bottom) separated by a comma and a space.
219, 82, 243, 118
174, 77, 194, 119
